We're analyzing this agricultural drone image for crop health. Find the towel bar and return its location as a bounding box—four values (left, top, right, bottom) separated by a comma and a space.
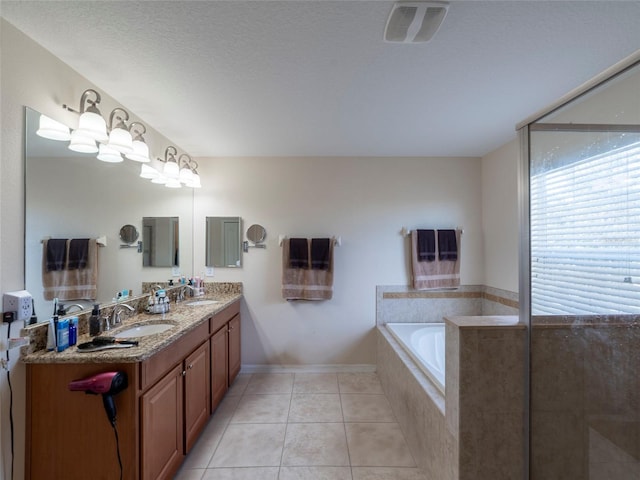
279, 235, 342, 247
41, 236, 107, 247
401, 227, 463, 237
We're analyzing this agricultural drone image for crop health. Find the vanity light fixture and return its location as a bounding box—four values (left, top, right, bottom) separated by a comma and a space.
149, 156, 168, 184
165, 178, 182, 189
64, 89, 108, 143
125, 122, 150, 162
178, 154, 201, 188
97, 143, 124, 163
36, 114, 71, 141
178, 154, 194, 184
106, 108, 134, 154
162, 146, 180, 179
68, 130, 99, 153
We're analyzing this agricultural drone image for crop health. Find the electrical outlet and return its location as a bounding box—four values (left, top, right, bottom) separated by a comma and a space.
3, 290, 33, 322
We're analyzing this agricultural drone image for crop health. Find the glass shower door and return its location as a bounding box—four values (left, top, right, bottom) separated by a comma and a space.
525, 62, 640, 480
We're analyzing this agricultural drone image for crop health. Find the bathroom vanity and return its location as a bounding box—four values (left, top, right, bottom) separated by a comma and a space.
22, 296, 241, 480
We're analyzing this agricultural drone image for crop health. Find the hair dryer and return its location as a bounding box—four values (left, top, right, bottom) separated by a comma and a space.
69, 371, 128, 425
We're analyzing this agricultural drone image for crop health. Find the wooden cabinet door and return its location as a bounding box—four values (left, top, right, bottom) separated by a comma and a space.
141, 364, 184, 480
184, 341, 211, 452
228, 314, 241, 385
210, 326, 228, 411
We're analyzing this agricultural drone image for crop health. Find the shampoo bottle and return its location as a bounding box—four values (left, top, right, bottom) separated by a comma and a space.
56, 318, 69, 352
89, 304, 101, 337
69, 317, 78, 346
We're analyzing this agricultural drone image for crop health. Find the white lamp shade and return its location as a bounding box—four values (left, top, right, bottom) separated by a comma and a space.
97, 143, 124, 163
151, 174, 168, 184
179, 166, 193, 184
37, 114, 71, 141
163, 160, 180, 179
68, 130, 98, 153
75, 111, 108, 143
140, 163, 159, 179
190, 172, 202, 188
107, 127, 133, 154
165, 178, 182, 188
125, 140, 150, 162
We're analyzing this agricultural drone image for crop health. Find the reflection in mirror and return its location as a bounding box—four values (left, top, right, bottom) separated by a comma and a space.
25, 107, 195, 322
142, 217, 179, 267
119, 224, 139, 244
206, 217, 242, 268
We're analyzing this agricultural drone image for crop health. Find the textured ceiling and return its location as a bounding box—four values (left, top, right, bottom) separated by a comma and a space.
2, 1, 640, 157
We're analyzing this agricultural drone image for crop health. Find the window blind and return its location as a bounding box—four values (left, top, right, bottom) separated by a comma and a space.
531, 141, 640, 315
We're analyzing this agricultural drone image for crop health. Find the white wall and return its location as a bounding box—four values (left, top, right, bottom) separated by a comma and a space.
481, 140, 520, 292
193, 156, 485, 366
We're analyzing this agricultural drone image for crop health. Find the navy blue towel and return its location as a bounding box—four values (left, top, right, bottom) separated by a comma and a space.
311, 238, 331, 270
67, 238, 90, 270
46, 239, 68, 272
416, 230, 436, 262
288, 238, 309, 269
438, 230, 458, 261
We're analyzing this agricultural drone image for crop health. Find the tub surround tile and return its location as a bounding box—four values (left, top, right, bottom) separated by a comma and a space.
346, 423, 416, 467
282, 423, 350, 466
209, 423, 286, 467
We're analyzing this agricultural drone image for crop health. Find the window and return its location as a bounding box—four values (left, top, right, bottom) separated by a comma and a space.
531, 139, 640, 315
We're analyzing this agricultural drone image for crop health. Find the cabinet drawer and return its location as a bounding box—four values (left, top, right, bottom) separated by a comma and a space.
210, 300, 240, 333
141, 321, 209, 390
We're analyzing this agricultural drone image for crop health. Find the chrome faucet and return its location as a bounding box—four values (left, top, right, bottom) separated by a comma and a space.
62, 304, 86, 314
111, 303, 135, 327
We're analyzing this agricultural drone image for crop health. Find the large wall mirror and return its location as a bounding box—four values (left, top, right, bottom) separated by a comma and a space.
24, 107, 194, 321
206, 216, 242, 268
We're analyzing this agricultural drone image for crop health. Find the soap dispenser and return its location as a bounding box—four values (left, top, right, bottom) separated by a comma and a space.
89, 304, 101, 337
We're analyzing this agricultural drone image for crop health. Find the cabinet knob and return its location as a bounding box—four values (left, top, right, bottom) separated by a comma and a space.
181, 370, 187, 376
188, 364, 194, 369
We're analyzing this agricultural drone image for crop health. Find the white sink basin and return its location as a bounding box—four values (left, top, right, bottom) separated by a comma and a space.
115, 323, 175, 338
186, 299, 220, 306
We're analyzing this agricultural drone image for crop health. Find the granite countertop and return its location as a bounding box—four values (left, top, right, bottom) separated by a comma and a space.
22, 293, 242, 364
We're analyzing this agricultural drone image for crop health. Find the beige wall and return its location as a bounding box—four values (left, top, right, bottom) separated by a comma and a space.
0, 18, 521, 479
481, 140, 519, 292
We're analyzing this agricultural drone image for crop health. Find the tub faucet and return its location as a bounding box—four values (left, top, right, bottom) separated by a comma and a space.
111, 303, 135, 327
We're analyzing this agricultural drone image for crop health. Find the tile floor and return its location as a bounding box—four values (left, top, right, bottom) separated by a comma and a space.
174, 372, 428, 480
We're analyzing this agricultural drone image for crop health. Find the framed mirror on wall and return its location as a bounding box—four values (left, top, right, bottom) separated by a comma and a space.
24, 107, 195, 321
206, 216, 242, 267
142, 216, 179, 267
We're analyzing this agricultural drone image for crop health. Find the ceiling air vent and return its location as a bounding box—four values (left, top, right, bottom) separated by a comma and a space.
384, 2, 449, 43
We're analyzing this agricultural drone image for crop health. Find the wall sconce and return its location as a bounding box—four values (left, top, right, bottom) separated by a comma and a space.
126, 122, 150, 162
36, 114, 71, 141
178, 154, 201, 188
106, 108, 133, 154
162, 146, 180, 179
64, 89, 108, 147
